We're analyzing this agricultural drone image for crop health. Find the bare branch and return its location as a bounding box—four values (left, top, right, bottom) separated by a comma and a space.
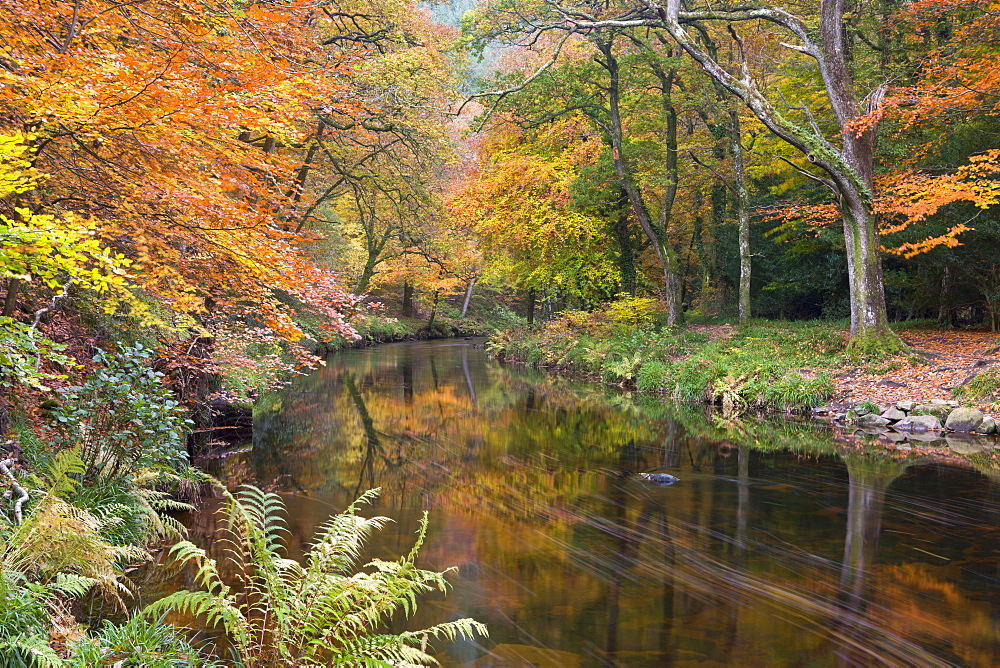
686, 150, 738, 197
452, 29, 575, 118
776, 156, 838, 194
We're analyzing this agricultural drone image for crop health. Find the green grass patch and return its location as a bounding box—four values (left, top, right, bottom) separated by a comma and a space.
952, 367, 1000, 402
490, 312, 846, 414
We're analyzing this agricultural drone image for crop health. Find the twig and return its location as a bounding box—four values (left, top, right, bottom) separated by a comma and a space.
0, 458, 28, 525
776, 155, 838, 194
32, 280, 73, 330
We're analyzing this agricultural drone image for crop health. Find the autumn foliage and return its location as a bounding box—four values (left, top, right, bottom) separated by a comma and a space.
0, 0, 363, 347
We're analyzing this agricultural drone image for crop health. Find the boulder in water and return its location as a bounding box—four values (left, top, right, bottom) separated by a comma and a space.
639, 472, 679, 486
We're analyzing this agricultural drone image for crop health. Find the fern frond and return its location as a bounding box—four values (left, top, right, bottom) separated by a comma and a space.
49, 572, 96, 598
307, 513, 393, 578
401, 618, 489, 645
142, 589, 249, 643
41, 448, 85, 498
166, 541, 228, 596
0, 633, 63, 668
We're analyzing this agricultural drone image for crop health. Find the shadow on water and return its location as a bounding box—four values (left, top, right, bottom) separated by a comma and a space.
188, 339, 1000, 666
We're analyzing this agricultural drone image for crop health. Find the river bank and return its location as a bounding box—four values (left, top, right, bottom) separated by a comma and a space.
485, 304, 1000, 434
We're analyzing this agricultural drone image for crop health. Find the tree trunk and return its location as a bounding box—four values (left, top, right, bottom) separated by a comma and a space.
937, 266, 950, 325
841, 190, 893, 349
597, 36, 683, 325
355, 261, 376, 294
526, 288, 536, 325
460, 276, 477, 318
401, 280, 414, 317
2, 279, 21, 317
286, 121, 324, 206
729, 109, 751, 323
611, 190, 637, 296
426, 290, 440, 330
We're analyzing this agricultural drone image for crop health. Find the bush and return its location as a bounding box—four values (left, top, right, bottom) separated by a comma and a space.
602, 296, 668, 329
52, 343, 191, 480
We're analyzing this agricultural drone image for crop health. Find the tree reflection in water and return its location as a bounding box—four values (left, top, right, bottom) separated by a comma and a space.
185, 340, 1000, 666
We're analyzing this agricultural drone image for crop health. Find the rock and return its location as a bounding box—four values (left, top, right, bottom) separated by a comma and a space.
881, 431, 909, 443
930, 398, 949, 405
906, 431, 946, 443
946, 438, 985, 455
915, 404, 950, 420
876, 379, 908, 388
978, 417, 997, 435
853, 402, 882, 416
812, 405, 834, 415
881, 407, 907, 422
894, 443, 913, 451
945, 407, 984, 432
896, 400, 916, 411
856, 414, 890, 427
639, 472, 679, 486
894, 414, 944, 432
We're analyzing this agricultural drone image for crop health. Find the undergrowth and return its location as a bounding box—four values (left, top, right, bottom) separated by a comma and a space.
491, 306, 845, 414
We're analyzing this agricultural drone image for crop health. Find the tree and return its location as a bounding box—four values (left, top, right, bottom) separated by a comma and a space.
557, 0, 903, 351
292, 1, 462, 300
0, 0, 360, 352
448, 120, 622, 306
462, 16, 693, 322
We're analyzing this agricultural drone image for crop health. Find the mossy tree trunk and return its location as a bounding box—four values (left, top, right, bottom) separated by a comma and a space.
729, 109, 752, 323
656, 0, 901, 352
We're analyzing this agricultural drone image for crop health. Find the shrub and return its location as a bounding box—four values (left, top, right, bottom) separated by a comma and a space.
52, 343, 191, 480
602, 296, 667, 329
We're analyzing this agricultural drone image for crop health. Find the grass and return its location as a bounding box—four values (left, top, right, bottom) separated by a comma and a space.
952, 367, 1000, 408
491, 309, 846, 414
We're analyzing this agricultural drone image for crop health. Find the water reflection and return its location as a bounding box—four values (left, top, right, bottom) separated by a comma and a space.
195, 340, 1000, 666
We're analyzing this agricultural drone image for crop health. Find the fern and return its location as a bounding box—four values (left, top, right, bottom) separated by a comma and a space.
0, 633, 63, 668
146, 482, 486, 665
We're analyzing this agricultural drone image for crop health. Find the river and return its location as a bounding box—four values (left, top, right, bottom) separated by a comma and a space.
193, 339, 1000, 666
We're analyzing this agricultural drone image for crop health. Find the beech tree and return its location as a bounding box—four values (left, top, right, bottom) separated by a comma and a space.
562, 0, 903, 351
0, 0, 363, 348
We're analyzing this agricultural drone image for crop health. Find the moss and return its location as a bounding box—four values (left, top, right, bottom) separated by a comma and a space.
953, 368, 1000, 401
844, 329, 907, 361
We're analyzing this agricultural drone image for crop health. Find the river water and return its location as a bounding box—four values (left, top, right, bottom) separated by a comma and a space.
199, 339, 1000, 666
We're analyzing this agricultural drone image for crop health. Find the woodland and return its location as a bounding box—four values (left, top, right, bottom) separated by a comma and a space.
0, 0, 999, 664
